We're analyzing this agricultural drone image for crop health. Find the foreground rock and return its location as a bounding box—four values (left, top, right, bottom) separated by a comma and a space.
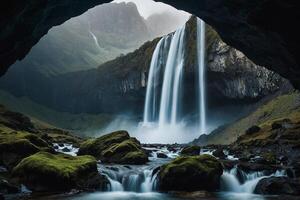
255, 177, 300, 195
78, 130, 148, 164
0, 131, 53, 170
158, 155, 223, 191
12, 152, 108, 192
180, 146, 200, 156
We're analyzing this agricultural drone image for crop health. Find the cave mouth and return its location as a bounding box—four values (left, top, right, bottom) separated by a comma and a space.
0, 0, 291, 144
0, 1, 299, 200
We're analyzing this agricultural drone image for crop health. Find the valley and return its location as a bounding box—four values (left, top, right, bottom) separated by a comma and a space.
0, 1, 299, 200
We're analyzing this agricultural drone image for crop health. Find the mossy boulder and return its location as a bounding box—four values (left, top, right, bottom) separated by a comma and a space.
254, 177, 300, 195
180, 146, 201, 156
158, 155, 223, 191
78, 130, 148, 164
12, 152, 108, 192
0, 131, 53, 170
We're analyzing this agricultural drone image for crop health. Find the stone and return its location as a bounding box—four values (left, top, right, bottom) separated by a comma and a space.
158, 155, 223, 191
12, 152, 108, 192
180, 146, 201, 156
157, 153, 168, 158
245, 126, 261, 135
254, 177, 300, 195
78, 130, 148, 164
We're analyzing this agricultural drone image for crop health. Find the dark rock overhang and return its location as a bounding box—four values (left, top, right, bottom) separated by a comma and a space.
0, 0, 299, 88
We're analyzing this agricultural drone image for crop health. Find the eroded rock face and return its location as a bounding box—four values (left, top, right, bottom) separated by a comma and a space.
0, 0, 299, 89
158, 155, 223, 191
0, 17, 290, 115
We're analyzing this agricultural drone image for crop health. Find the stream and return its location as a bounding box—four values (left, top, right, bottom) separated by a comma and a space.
25, 145, 288, 200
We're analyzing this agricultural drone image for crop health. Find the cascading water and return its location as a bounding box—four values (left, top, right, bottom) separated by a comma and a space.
143, 37, 169, 124
220, 166, 287, 194
99, 165, 158, 193
142, 18, 207, 141
88, 22, 101, 52
158, 25, 185, 126
196, 18, 207, 134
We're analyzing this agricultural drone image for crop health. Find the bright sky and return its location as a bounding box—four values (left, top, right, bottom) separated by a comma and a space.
112, 0, 189, 19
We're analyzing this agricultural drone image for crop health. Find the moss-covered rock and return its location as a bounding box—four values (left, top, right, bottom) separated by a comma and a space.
158, 155, 223, 191
0, 131, 53, 170
78, 130, 148, 164
12, 152, 108, 192
180, 145, 201, 156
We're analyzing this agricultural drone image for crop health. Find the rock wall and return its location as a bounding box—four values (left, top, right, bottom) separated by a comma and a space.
0, 17, 291, 115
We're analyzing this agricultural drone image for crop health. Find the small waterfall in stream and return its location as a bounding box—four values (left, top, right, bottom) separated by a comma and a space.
143, 18, 207, 136
220, 166, 287, 194
99, 165, 158, 193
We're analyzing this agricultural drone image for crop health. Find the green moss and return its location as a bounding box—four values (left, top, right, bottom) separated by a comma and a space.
262, 152, 276, 164
13, 152, 96, 178
202, 92, 300, 145
0, 130, 53, 169
79, 130, 130, 158
12, 152, 104, 191
160, 155, 222, 179
180, 145, 201, 156
158, 154, 223, 191
78, 131, 148, 164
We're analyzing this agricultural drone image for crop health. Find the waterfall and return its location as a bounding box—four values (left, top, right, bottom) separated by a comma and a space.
99, 165, 158, 193
158, 25, 185, 126
143, 25, 186, 127
142, 18, 207, 139
143, 37, 167, 124
88, 22, 101, 52
196, 18, 207, 134
220, 166, 287, 194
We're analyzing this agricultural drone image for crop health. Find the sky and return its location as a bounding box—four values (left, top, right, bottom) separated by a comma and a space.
112, 0, 189, 19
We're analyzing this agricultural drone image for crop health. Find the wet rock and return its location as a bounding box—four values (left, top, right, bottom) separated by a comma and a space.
58, 143, 64, 147
245, 125, 261, 135
78, 130, 148, 164
255, 177, 300, 195
261, 152, 277, 165
237, 162, 275, 172
158, 155, 223, 191
180, 146, 201, 156
0, 179, 20, 194
62, 147, 70, 152
157, 153, 168, 158
152, 166, 161, 177
12, 152, 108, 192
0, 132, 53, 170
212, 148, 226, 159
220, 160, 238, 170
272, 119, 293, 130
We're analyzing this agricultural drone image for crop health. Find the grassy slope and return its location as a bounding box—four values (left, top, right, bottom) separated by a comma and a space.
0, 90, 114, 135
202, 91, 300, 145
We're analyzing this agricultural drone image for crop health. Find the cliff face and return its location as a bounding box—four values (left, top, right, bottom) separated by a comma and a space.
1, 0, 298, 91
0, 17, 291, 115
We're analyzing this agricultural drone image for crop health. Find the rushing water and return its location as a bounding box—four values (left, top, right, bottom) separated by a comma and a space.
196, 18, 207, 134
28, 146, 287, 200
141, 18, 207, 143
